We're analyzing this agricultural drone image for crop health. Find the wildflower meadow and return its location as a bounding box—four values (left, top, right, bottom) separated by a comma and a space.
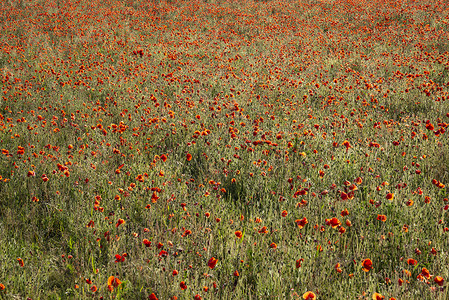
1, 0, 449, 299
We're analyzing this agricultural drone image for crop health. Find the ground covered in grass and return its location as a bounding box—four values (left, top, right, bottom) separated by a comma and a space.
1, 0, 449, 299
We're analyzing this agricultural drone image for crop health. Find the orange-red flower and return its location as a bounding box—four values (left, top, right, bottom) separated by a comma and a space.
335, 263, 342, 273
296, 258, 304, 268
377, 215, 387, 222
258, 226, 268, 234
269, 242, 277, 249
406, 258, 417, 265
208, 257, 218, 269
361, 258, 373, 272
421, 267, 432, 279
386, 193, 394, 201
186, 153, 192, 161
17, 258, 24, 267
0, 283, 4, 290
41, 174, 49, 182
108, 276, 121, 292
405, 199, 414, 206
372, 293, 384, 300
434, 276, 444, 286
295, 217, 308, 229
115, 253, 127, 263
319, 170, 325, 178
235, 231, 243, 238
303, 291, 316, 299
143, 239, 151, 247
180, 281, 187, 290
327, 217, 341, 228
149, 293, 159, 300
116, 219, 125, 227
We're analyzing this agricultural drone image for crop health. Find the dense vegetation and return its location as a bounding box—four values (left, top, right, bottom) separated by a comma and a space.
1, 0, 449, 299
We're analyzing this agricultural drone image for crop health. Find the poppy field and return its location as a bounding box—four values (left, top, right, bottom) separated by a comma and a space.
1, 0, 449, 299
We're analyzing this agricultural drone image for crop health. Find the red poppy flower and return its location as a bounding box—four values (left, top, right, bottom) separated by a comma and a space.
372, 293, 384, 300
270, 242, 277, 249
143, 239, 151, 247
361, 258, 373, 272
327, 217, 342, 228
421, 267, 431, 279
319, 170, 325, 178
235, 231, 243, 238
115, 253, 127, 263
258, 226, 268, 234
303, 291, 316, 299
180, 281, 187, 290
434, 276, 444, 286
296, 258, 304, 268
116, 219, 125, 227
295, 217, 308, 229
149, 293, 159, 300
407, 258, 417, 265
17, 258, 24, 267
186, 153, 192, 161
377, 215, 387, 222
386, 193, 394, 201
108, 276, 121, 291
208, 257, 218, 269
